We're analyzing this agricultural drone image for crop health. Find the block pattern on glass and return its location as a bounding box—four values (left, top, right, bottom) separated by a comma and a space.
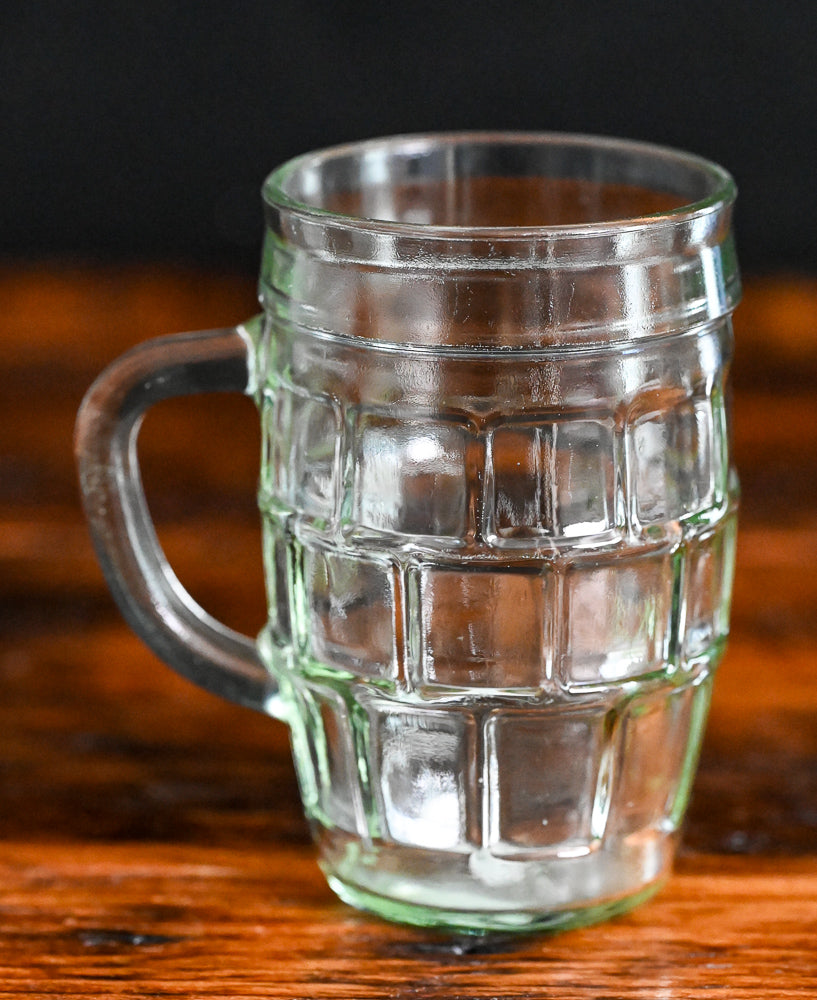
262, 386, 340, 524
262, 377, 726, 546
366, 697, 477, 850
411, 564, 552, 692
484, 706, 612, 857
561, 545, 678, 689
351, 413, 472, 541
683, 513, 737, 658
258, 334, 735, 869
261, 519, 293, 650
289, 681, 366, 838
302, 545, 397, 680
487, 417, 618, 544
287, 670, 714, 863
261, 510, 736, 698
607, 674, 713, 837
629, 392, 718, 526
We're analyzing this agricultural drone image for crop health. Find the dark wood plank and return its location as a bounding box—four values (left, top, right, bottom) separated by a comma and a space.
0, 845, 813, 997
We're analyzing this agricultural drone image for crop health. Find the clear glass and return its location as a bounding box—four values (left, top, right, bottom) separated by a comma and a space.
77, 133, 740, 934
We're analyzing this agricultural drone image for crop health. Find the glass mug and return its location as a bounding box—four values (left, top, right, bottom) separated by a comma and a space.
75, 133, 740, 933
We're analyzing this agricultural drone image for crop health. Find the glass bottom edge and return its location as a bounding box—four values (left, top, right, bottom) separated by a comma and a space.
324, 868, 667, 936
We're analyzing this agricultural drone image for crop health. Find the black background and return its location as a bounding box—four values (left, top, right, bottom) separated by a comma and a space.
3, 1, 815, 275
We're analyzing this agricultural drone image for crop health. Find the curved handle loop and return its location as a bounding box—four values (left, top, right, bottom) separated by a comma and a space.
75, 322, 280, 716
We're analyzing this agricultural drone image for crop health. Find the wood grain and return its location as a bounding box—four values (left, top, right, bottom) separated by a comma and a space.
1, 264, 815, 996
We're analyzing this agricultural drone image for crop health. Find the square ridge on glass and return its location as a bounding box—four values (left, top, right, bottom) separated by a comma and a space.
368, 699, 474, 850
295, 682, 365, 837
562, 547, 676, 688
487, 424, 553, 542
304, 546, 397, 679
266, 386, 339, 522
607, 681, 703, 837
352, 413, 470, 540
487, 417, 618, 545
413, 564, 550, 691
484, 707, 609, 856
261, 516, 293, 648
684, 515, 737, 658
552, 418, 617, 537
631, 395, 715, 525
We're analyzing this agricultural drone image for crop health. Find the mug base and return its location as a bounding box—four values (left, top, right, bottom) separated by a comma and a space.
325, 870, 665, 936
317, 826, 676, 934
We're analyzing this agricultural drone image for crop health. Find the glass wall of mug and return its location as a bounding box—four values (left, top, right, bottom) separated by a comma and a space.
256, 134, 739, 930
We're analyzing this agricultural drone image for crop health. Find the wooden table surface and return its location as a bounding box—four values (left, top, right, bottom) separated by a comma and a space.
1, 265, 815, 997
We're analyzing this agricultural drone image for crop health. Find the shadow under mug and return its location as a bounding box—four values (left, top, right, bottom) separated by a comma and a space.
76, 132, 740, 934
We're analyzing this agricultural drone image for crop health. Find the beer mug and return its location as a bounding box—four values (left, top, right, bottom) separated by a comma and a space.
76, 133, 740, 932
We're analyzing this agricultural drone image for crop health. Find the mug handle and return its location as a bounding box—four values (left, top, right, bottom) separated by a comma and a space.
74, 319, 279, 716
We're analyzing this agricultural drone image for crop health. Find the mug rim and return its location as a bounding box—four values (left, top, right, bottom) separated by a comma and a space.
262, 131, 737, 240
